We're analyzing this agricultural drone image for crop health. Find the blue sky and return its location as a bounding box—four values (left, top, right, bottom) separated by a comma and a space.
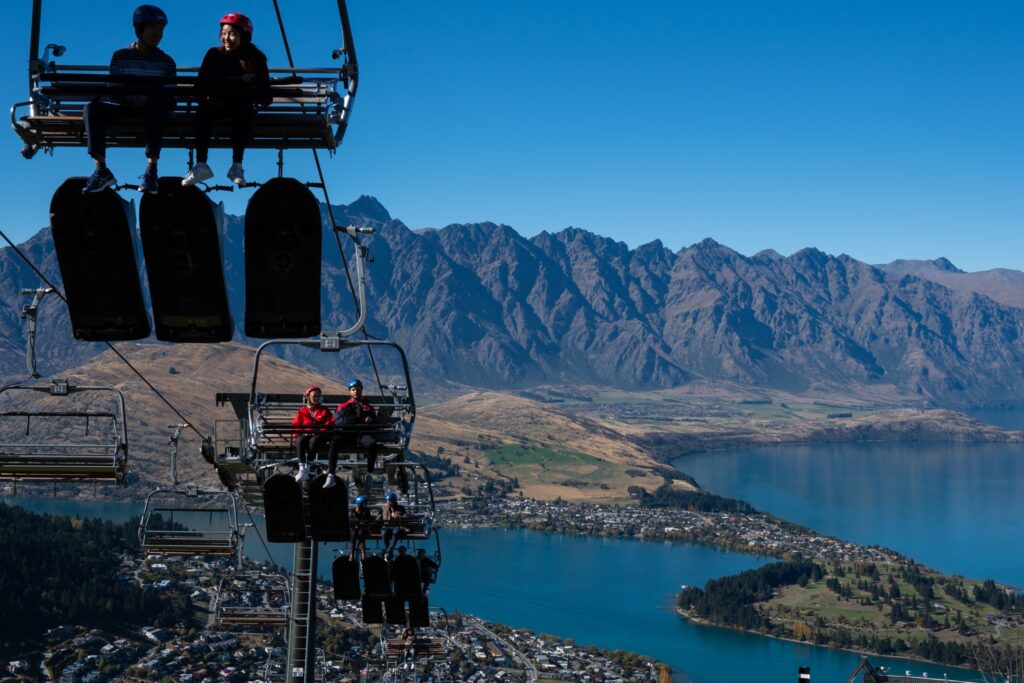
1, 1, 1021, 271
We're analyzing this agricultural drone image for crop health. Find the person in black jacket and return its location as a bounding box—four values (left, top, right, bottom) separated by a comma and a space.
324, 378, 378, 488
182, 12, 270, 188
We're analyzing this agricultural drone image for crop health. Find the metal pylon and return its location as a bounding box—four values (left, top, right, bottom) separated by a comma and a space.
286, 495, 318, 682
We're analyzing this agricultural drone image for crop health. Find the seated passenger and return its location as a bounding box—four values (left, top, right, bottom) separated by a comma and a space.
324, 377, 377, 488
417, 548, 438, 596
349, 495, 375, 561
181, 13, 270, 188
291, 385, 332, 482
82, 5, 176, 195
381, 491, 407, 560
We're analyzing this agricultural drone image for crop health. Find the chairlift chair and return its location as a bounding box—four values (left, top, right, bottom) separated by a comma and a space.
138, 485, 242, 559
14, 2, 358, 160
0, 381, 129, 484
212, 337, 417, 508
214, 570, 291, 627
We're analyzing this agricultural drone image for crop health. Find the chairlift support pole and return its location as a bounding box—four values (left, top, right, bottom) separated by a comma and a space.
167, 423, 186, 487
20, 286, 52, 379
29, 0, 42, 99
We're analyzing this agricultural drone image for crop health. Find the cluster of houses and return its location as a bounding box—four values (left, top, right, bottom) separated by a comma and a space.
442, 496, 900, 564
5, 549, 667, 682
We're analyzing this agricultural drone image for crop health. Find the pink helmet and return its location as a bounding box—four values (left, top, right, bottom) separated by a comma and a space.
220, 12, 253, 39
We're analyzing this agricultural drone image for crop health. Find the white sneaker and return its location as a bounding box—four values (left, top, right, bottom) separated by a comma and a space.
181, 162, 214, 187
323, 474, 337, 489
226, 162, 246, 186
295, 465, 310, 482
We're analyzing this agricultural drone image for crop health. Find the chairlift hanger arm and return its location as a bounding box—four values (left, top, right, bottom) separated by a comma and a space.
248, 339, 416, 408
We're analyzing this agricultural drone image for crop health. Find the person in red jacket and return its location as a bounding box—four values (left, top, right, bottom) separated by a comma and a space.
323, 378, 377, 488
291, 385, 332, 482
181, 12, 270, 188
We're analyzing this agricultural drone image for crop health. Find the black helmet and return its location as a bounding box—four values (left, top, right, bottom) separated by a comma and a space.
133, 5, 168, 30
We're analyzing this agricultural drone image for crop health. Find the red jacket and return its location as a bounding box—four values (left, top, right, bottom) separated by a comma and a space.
291, 405, 333, 436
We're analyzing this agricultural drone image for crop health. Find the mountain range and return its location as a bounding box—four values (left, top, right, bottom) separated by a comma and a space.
2, 195, 1024, 406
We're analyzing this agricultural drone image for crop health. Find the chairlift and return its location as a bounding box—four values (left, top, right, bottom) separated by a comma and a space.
0, 380, 129, 484
212, 335, 416, 508
14, 1, 358, 159
214, 570, 290, 627
138, 425, 243, 559
19, 1, 362, 342
138, 485, 242, 559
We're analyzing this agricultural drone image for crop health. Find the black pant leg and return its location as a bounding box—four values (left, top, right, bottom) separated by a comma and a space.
83, 100, 116, 159
142, 98, 168, 160
194, 99, 218, 163
228, 99, 254, 163
296, 434, 311, 464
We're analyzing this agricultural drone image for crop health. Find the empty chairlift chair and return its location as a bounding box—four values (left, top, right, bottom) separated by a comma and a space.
138, 486, 241, 559
214, 571, 290, 627
0, 381, 129, 484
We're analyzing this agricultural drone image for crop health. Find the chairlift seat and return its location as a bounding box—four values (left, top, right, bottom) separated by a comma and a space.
0, 391, 129, 484
246, 393, 407, 464
15, 68, 348, 157
139, 179, 232, 342
141, 531, 237, 556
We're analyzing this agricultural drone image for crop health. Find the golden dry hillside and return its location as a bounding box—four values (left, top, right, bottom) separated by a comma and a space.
415, 391, 682, 501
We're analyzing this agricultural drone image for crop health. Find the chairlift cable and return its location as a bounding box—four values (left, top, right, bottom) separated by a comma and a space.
269, 0, 386, 393
0, 227, 208, 442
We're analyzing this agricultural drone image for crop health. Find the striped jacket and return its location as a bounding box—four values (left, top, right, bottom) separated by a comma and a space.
106, 42, 177, 106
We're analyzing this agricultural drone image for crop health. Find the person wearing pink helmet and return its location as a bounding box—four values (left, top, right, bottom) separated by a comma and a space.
290, 385, 332, 482
182, 12, 270, 188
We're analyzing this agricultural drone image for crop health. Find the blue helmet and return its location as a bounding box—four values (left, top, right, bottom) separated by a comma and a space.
385, 491, 398, 502
354, 495, 367, 505
346, 378, 363, 389
133, 5, 168, 29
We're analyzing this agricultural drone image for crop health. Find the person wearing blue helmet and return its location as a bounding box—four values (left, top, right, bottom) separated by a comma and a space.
82, 5, 177, 195
323, 377, 378, 488
381, 490, 406, 560
348, 494, 374, 560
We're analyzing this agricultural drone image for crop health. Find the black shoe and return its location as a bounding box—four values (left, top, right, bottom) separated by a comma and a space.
83, 167, 116, 193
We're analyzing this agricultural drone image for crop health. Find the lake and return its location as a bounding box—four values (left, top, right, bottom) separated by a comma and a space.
675, 440, 1024, 589
4, 496, 988, 682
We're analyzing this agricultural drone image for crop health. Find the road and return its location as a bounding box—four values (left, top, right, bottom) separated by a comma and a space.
470, 619, 538, 683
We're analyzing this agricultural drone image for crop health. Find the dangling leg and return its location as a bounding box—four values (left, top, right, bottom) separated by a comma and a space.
294, 434, 311, 482
226, 99, 254, 186
183, 99, 216, 186
82, 101, 117, 192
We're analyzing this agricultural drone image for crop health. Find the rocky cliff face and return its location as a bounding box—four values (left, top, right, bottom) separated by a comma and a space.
3, 196, 1024, 405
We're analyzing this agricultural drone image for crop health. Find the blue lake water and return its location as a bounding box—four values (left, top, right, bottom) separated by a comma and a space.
675, 440, 1024, 589
4, 496, 987, 682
